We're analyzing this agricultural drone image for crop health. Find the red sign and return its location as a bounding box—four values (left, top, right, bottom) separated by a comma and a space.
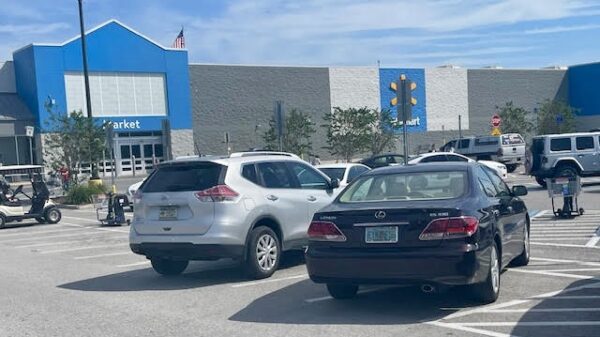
491, 114, 501, 127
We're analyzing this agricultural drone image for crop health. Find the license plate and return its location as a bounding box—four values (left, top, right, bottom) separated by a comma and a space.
159, 206, 177, 220
365, 226, 398, 243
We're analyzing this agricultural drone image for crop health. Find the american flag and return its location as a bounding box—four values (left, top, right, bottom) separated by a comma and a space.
171, 28, 185, 48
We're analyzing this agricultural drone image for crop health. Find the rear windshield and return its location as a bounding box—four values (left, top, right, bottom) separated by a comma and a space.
142, 163, 223, 192
501, 134, 524, 145
338, 171, 467, 203
319, 168, 346, 181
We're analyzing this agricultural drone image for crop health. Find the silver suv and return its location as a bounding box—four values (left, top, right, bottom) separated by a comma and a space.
129, 152, 340, 279
527, 132, 600, 186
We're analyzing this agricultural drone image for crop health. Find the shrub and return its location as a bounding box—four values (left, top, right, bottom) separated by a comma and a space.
65, 184, 107, 205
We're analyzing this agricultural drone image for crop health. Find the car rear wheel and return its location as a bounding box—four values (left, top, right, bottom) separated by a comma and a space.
245, 226, 281, 280
44, 207, 61, 224
150, 258, 188, 276
327, 284, 359, 300
506, 164, 518, 173
0, 214, 6, 229
511, 225, 530, 267
472, 243, 500, 303
535, 176, 547, 188
555, 165, 578, 178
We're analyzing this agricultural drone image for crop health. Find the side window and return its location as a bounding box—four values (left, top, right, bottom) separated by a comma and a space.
550, 138, 572, 151
477, 166, 497, 198
256, 162, 294, 188
482, 166, 510, 197
421, 155, 447, 163
392, 156, 405, 164
347, 166, 368, 182
576, 136, 594, 150
241, 164, 258, 184
373, 156, 387, 165
447, 154, 469, 162
287, 162, 329, 189
459, 139, 470, 149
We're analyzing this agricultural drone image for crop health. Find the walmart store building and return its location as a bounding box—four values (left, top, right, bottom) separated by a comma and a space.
0, 20, 599, 175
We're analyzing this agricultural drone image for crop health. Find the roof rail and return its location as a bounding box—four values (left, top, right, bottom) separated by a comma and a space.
229, 151, 300, 158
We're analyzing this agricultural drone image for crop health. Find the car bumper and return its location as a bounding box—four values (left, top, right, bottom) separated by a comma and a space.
305, 244, 490, 286
130, 243, 245, 260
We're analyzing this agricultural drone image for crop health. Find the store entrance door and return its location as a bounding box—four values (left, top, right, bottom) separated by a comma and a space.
114, 133, 164, 176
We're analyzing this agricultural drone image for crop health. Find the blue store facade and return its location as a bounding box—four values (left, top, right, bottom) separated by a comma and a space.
11, 20, 193, 175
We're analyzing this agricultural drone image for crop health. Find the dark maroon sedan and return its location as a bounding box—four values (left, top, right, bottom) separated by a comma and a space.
305, 162, 530, 303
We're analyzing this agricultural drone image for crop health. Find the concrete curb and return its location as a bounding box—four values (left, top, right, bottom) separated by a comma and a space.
57, 203, 95, 210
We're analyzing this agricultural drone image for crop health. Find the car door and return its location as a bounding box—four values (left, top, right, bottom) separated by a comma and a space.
256, 161, 309, 248
482, 166, 526, 263
476, 165, 512, 267
575, 136, 598, 173
286, 161, 337, 225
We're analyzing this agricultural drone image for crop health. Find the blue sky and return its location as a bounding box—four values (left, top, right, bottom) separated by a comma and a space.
2, 0, 600, 68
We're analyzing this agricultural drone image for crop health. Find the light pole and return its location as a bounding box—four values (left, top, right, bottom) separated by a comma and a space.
77, 0, 92, 118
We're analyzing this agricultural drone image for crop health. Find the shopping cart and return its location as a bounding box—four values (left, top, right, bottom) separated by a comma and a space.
94, 193, 130, 226
546, 175, 584, 218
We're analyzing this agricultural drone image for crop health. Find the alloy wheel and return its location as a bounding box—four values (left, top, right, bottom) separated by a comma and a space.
256, 234, 278, 271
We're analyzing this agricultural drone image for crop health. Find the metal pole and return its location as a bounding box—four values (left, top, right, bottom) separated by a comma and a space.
402, 122, 408, 161
78, 0, 92, 118
458, 115, 462, 139
29, 137, 33, 164
14, 136, 20, 165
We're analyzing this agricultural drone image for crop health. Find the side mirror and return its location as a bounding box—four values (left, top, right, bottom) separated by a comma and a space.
329, 178, 340, 189
512, 185, 528, 196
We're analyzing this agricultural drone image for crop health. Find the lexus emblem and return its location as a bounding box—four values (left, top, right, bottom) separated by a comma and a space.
375, 211, 386, 219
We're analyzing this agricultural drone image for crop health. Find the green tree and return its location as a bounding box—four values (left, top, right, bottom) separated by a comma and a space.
263, 108, 316, 157
535, 99, 577, 135
44, 110, 107, 184
322, 107, 374, 162
368, 109, 400, 155
496, 101, 534, 136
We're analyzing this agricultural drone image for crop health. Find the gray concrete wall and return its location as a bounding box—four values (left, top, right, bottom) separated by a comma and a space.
170, 129, 195, 157
0, 62, 16, 93
467, 69, 568, 136
189, 64, 331, 156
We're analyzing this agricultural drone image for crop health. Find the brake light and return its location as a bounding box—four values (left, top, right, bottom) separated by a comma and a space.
195, 185, 239, 202
419, 216, 479, 240
308, 221, 346, 242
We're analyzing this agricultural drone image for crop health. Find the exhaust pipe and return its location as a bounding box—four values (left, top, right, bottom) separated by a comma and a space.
421, 284, 436, 293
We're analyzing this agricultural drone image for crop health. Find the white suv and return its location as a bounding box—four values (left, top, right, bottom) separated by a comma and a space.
129, 152, 340, 279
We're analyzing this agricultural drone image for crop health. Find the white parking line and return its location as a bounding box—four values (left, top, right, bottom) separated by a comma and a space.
489, 308, 600, 313
15, 238, 121, 248
531, 210, 547, 219
531, 238, 590, 241
40, 243, 129, 254
540, 268, 600, 272
460, 321, 600, 327
74, 251, 132, 260
532, 229, 596, 233
116, 261, 150, 268
441, 300, 529, 319
530, 242, 600, 249
428, 321, 514, 337
531, 281, 600, 299
534, 295, 600, 300
508, 268, 594, 279
232, 274, 308, 288
0, 227, 85, 239
530, 257, 600, 266
585, 228, 600, 247
6, 230, 110, 243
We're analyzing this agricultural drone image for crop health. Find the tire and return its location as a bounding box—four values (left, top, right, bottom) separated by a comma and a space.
555, 165, 578, 178
0, 214, 6, 229
535, 176, 547, 188
150, 258, 188, 276
506, 164, 518, 173
472, 242, 501, 303
327, 284, 359, 300
44, 207, 62, 224
511, 224, 530, 267
244, 226, 281, 280
35, 217, 46, 224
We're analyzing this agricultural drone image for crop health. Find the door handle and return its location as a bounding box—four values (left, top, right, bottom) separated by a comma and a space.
307, 196, 317, 202
266, 195, 278, 201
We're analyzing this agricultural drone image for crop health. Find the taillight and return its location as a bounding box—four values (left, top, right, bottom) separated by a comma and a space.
195, 185, 239, 202
419, 216, 479, 240
308, 221, 346, 242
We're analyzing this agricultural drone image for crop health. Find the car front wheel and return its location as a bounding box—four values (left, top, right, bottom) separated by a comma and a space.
150, 258, 188, 276
472, 243, 500, 303
511, 225, 530, 267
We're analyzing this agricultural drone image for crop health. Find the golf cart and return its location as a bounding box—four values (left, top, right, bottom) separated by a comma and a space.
0, 173, 61, 229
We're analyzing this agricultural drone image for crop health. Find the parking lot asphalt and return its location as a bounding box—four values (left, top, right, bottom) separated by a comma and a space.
1, 175, 599, 337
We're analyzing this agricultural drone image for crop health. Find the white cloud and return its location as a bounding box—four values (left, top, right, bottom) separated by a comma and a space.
524, 23, 600, 34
